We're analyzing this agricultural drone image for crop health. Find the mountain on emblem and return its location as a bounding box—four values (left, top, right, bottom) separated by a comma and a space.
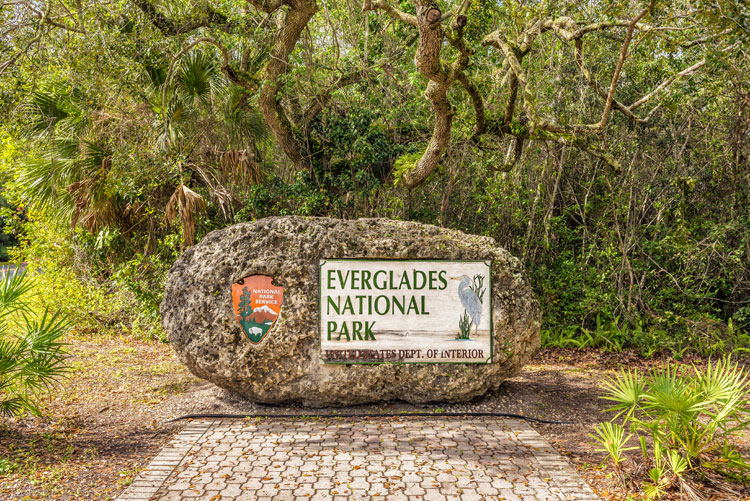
231, 275, 284, 343
249, 305, 278, 324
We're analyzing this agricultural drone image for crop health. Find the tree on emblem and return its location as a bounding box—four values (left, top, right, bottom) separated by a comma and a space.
237, 287, 253, 320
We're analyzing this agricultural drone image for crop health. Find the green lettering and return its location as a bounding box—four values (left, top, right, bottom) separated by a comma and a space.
351, 321, 363, 340
351, 270, 359, 290
421, 295, 429, 314
361, 270, 372, 290
428, 270, 438, 290
336, 269, 350, 289
392, 295, 405, 315
375, 295, 390, 315
342, 296, 354, 314
327, 296, 340, 315
413, 270, 426, 289
364, 321, 376, 340
327, 321, 337, 340
438, 270, 448, 290
337, 322, 350, 341
399, 271, 411, 289
356, 295, 366, 313
407, 296, 419, 314
327, 270, 336, 289
373, 270, 387, 289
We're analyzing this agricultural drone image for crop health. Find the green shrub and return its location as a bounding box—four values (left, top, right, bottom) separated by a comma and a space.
592, 358, 750, 498
0, 270, 69, 416
12, 217, 165, 340
542, 314, 750, 359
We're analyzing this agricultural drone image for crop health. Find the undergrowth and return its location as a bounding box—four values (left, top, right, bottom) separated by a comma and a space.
592, 358, 750, 498
542, 315, 750, 359
11, 217, 167, 342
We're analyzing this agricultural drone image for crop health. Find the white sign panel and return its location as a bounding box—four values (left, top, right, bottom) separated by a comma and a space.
319, 260, 492, 364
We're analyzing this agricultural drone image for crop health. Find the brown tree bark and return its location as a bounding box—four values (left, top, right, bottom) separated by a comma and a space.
253, 0, 317, 171
400, 1, 466, 189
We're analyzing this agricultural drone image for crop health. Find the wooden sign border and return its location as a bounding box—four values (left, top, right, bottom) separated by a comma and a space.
318, 258, 494, 365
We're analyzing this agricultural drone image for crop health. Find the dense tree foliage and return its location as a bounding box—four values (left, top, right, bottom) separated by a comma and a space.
0, 0, 748, 353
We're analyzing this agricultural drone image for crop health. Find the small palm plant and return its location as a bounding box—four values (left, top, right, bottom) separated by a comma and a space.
590, 421, 636, 485
0, 270, 70, 416
591, 359, 750, 499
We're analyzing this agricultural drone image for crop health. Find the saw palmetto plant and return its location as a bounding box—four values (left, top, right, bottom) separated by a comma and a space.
0, 270, 70, 417
16, 51, 267, 253
591, 359, 750, 499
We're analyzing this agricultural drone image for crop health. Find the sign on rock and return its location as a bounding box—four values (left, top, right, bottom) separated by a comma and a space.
231, 275, 284, 343
320, 260, 492, 364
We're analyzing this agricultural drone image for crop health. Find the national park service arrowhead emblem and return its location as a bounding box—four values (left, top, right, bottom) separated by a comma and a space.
231, 275, 284, 343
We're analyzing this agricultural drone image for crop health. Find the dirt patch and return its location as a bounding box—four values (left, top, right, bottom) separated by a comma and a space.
0, 335, 196, 500
1, 339, 747, 500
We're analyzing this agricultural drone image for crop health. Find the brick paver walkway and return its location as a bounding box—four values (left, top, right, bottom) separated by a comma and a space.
118, 417, 598, 500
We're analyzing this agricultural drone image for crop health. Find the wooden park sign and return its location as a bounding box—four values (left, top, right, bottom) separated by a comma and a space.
319, 260, 492, 364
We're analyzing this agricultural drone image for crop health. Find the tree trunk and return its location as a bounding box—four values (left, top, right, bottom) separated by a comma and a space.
258, 1, 316, 171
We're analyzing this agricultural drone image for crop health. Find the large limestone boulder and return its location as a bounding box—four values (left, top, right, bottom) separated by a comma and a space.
161, 216, 540, 406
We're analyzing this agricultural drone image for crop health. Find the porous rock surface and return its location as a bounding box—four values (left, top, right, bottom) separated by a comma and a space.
161, 216, 540, 406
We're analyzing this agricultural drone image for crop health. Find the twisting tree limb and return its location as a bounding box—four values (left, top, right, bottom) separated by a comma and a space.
362, 0, 417, 26
254, 0, 317, 171
134, 0, 319, 170
594, 0, 656, 131
479, 0, 719, 170
132, 0, 229, 35
491, 136, 524, 172
456, 72, 486, 139
397, 1, 453, 188
483, 33, 548, 132
127, 0, 732, 187
501, 72, 519, 132
364, 0, 483, 187
374, 0, 485, 187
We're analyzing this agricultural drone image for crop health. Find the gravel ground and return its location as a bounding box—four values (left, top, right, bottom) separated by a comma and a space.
1, 336, 747, 500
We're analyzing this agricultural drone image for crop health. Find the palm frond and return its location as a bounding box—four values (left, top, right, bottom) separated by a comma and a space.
590, 422, 636, 464
601, 368, 646, 418
0, 270, 33, 320
694, 357, 749, 405
221, 86, 266, 144
0, 396, 39, 417
21, 81, 88, 139
178, 51, 224, 108
164, 184, 206, 248
144, 64, 167, 88
644, 363, 707, 418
